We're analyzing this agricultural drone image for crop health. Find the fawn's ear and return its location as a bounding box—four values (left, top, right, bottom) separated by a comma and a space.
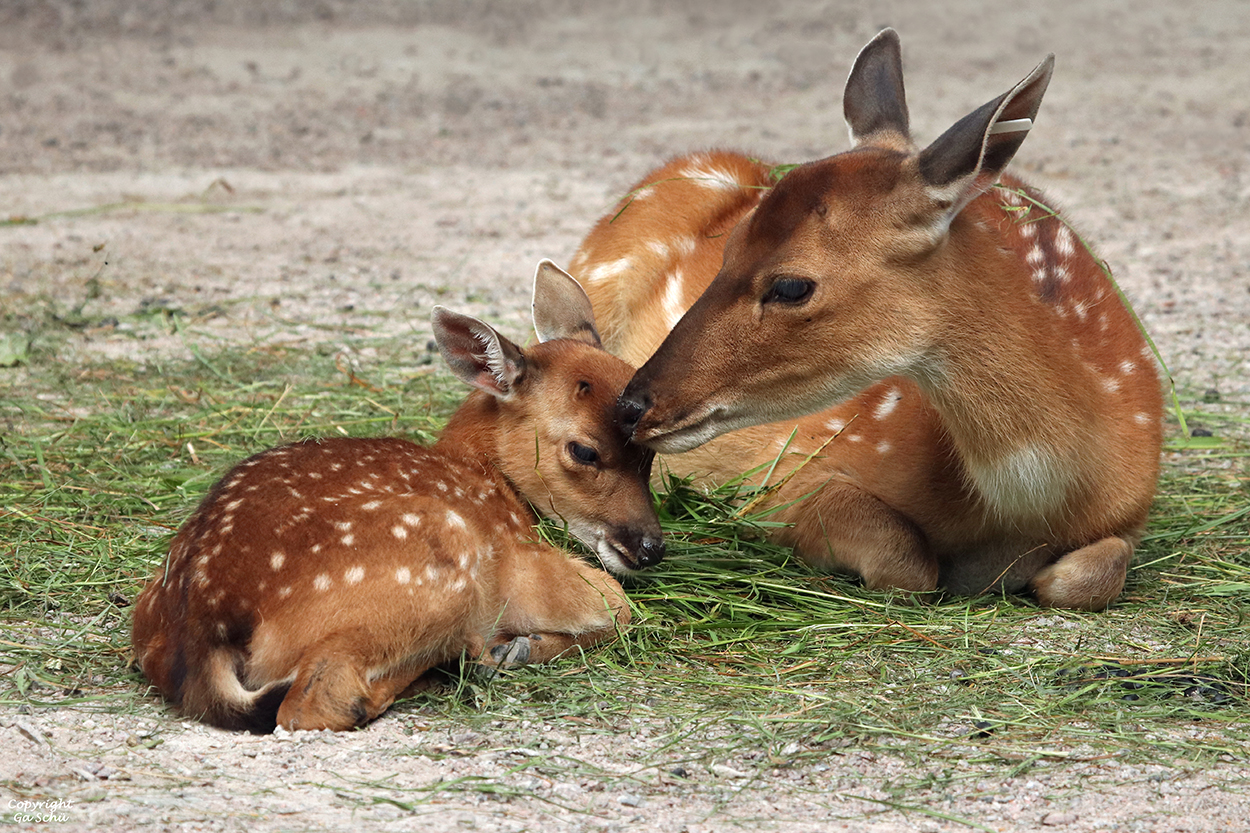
843, 28, 912, 152
432, 307, 527, 399
532, 259, 602, 347
914, 54, 1054, 229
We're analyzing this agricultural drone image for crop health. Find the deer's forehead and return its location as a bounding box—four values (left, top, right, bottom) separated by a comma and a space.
741, 150, 906, 256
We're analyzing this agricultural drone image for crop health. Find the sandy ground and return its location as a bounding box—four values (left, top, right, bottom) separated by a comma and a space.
2, 1, 1248, 831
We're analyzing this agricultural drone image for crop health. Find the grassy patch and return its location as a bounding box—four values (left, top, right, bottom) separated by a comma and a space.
2, 326, 1248, 796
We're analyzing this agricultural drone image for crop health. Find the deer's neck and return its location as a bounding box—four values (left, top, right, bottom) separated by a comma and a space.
437, 393, 504, 472
912, 237, 1098, 522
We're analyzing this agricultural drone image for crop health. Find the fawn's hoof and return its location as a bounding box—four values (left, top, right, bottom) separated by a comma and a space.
489, 635, 532, 668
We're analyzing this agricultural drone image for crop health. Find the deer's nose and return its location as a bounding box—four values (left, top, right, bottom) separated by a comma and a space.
615, 386, 651, 438
635, 534, 665, 569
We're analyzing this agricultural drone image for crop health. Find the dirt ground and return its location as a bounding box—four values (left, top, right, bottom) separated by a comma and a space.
2, 1, 1248, 831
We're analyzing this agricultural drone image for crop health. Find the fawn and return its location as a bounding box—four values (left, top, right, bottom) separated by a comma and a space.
572, 29, 1162, 610
131, 261, 664, 732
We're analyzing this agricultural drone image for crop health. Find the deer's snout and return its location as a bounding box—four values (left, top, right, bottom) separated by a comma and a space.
616, 385, 651, 439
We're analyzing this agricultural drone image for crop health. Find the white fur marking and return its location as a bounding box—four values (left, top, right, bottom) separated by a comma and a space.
972, 445, 1070, 520
396, 566, 411, 584
874, 389, 902, 420
446, 510, 466, 531
344, 566, 365, 585
391, 525, 408, 540
1055, 225, 1076, 257
586, 258, 633, 284
662, 271, 685, 331
678, 161, 741, 190
270, 551, 285, 571
313, 574, 331, 592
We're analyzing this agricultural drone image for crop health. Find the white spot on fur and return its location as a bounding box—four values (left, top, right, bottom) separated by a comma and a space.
310, 543, 322, 554
402, 513, 421, 527
446, 510, 466, 531
1055, 225, 1076, 257
313, 574, 331, 592
1119, 360, 1137, 375
646, 239, 670, 259
362, 500, 382, 510
270, 551, 285, 571
224, 498, 243, 511
1025, 246, 1045, 266
679, 159, 741, 190
278, 586, 293, 599
335, 521, 352, 531
1101, 375, 1122, 394
586, 257, 633, 284
876, 441, 892, 454
344, 566, 364, 585
675, 236, 697, 256
341, 533, 355, 546
391, 525, 408, 540
1134, 412, 1152, 425
396, 567, 411, 584
874, 388, 902, 420
662, 271, 685, 330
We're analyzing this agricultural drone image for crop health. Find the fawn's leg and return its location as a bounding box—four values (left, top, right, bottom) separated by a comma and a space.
275, 630, 429, 731
1030, 536, 1132, 611
481, 549, 630, 666
777, 480, 939, 592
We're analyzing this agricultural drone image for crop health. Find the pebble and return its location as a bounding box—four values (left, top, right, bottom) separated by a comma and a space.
1042, 811, 1079, 826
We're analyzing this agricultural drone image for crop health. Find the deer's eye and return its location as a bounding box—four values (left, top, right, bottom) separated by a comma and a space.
763, 277, 815, 305
568, 442, 600, 466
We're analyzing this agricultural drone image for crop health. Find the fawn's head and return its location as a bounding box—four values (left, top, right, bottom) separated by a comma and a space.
618, 29, 1054, 452
434, 261, 663, 575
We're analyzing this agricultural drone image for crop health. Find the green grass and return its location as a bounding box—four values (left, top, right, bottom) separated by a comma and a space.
1, 312, 1248, 800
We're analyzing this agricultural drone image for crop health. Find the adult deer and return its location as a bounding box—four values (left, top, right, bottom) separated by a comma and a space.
572, 30, 1162, 610
132, 261, 663, 732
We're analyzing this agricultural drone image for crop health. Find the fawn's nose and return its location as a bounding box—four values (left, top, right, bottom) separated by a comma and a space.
635, 534, 665, 569
616, 386, 651, 438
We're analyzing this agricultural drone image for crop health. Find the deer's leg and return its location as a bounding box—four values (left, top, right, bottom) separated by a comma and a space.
778, 480, 939, 593
480, 551, 630, 666
1030, 536, 1131, 611
275, 631, 428, 731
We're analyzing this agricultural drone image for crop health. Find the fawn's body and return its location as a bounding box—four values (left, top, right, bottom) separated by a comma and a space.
132, 262, 663, 731
574, 31, 1162, 609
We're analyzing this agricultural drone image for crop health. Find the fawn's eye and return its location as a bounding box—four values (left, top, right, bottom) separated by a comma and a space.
763, 276, 815, 305
568, 442, 600, 466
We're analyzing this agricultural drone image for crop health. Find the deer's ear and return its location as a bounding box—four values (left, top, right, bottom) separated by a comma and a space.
532, 259, 602, 347
915, 54, 1054, 226
843, 28, 912, 151
432, 307, 526, 399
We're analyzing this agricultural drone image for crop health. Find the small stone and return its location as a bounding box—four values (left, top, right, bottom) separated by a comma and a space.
1042, 811, 1078, 826
618, 793, 643, 807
